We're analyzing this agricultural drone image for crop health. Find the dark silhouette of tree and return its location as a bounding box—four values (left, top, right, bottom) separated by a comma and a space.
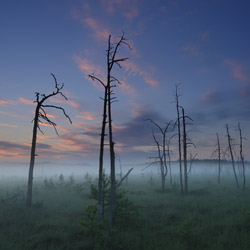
147, 119, 173, 191
174, 83, 183, 193
88, 33, 130, 226
216, 133, 222, 184
211, 133, 223, 184
27, 73, 72, 207
181, 107, 194, 194
226, 124, 239, 189
238, 123, 246, 190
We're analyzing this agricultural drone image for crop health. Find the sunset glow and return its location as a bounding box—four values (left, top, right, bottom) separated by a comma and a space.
1, 0, 250, 166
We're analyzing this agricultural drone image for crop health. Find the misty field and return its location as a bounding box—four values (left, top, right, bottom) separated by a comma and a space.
1, 164, 250, 250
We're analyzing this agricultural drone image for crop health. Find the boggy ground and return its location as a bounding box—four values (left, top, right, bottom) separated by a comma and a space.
0, 172, 250, 250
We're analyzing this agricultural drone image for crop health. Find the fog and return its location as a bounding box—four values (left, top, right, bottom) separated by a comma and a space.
1, 160, 249, 184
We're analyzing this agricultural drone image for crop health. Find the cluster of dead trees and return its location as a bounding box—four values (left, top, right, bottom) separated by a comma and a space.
88, 33, 131, 226
146, 83, 196, 194
26, 34, 131, 228
213, 123, 246, 190
24, 33, 247, 233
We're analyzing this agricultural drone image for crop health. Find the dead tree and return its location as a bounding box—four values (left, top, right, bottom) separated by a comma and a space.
226, 124, 239, 189
175, 83, 183, 193
167, 134, 175, 187
27, 74, 72, 207
147, 119, 173, 191
181, 107, 194, 194
211, 133, 223, 184
88, 33, 130, 226
238, 123, 246, 190
216, 133, 222, 184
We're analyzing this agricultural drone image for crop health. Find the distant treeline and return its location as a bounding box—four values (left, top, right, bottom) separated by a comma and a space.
170, 159, 250, 164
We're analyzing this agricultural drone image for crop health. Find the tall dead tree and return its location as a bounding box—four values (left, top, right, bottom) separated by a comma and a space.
226, 124, 239, 189
89, 33, 130, 226
216, 133, 222, 184
181, 107, 193, 194
175, 83, 183, 193
147, 119, 173, 191
238, 123, 246, 190
27, 74, 72, 207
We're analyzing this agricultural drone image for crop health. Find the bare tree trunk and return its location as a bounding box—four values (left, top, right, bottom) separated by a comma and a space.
238, 123, 246, 190
216, 133, 221, 184
27, 106, 39, 207
98, 86, 108, 221
175, 84, 183, 193
107, 36, 116, 226
182, 108, 188, 194
226, 124, 239, 189
167, 144, 173, 187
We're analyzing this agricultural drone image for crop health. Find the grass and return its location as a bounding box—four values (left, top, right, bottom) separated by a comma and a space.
0, 172, 250, 250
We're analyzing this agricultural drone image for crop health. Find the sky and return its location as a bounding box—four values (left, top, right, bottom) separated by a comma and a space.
1, 0, 250, 168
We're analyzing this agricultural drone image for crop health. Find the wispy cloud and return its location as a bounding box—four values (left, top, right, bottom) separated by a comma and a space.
102, 0, 139, 20
76, 111, 95, 121
123, 5, 138, 20
0, 123, 18, 128
73, 55, 104, 79
201, 90, 221, 104
0, 110, 28, 119
84, 17, 110, 41
19, 97, 34, 105
0, 100, 8, 106
224, 59, 250, 83
51, 96, 80, 109
123, 60, 159, 86
118, 80, 137, 96
0, 99, 16, 105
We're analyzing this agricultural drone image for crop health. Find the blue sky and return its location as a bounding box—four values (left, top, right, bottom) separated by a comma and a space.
1, 0, 250, 166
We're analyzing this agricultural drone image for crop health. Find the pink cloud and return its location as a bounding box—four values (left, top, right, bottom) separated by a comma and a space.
46, 114, 59, 119
0, 123, 18, 128
76, 111, 95, 121
73, 55, 104, 77
118, 81, 137, 96
73, 55, 105, 89
123, 6, 138, 19
201, 90, 216, 102
84, 17, 110, 41
123, 60, 159, 86
0, 100, 8, 105
0, 99, 16, 105
50, 96, 80, 109
19, 97, 34, 105
224, 59, 250, 83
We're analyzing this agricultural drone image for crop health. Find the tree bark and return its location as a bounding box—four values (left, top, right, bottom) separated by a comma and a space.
226, 124, 239, 189
182, 108, 188, 194
98, 86, 108, 221
27, 106, 39, 207
238, 123, 246, 190
175, 84, 183, 193
216, 133, 221, 184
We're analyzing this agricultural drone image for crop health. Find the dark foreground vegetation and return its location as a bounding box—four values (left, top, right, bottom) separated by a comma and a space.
1, 172, 250, 250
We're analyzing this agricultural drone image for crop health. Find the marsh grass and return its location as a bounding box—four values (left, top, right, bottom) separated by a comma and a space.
0, 173, 250, 250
